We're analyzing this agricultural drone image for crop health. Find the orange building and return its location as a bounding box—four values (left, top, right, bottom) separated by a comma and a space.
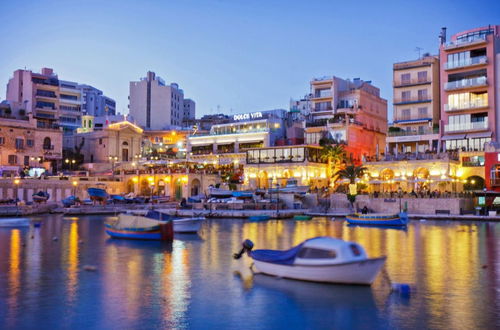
304, 76, 387, 162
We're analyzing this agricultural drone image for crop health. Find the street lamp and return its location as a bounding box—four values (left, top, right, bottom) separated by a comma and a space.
108, 156, 118, 178
72, 180, 78, 197
276, 182, 280, 218
14, 178, 20, 206
398, 186, 403, 213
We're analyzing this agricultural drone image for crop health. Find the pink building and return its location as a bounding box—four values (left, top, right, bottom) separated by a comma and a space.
440, 25, 500, 151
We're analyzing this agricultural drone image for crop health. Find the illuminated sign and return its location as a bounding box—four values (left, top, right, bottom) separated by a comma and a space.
233, 112, 263, 121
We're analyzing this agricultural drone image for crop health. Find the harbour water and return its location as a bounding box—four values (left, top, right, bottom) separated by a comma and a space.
0, 215, 498, 329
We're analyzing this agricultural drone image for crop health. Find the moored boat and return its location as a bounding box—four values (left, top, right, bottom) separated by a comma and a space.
345, 212, 408, 226
233, 236, 386, 285
268, 178, 309, 194
248, 215, 270, 222
293, 215, 312, 221
0, 218, 31, 227
128, 210, 205, 233
105, 212, 173, 241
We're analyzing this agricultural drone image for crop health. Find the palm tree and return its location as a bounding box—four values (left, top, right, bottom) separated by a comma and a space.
334, 164, 367, 210
319, 141, 346, 188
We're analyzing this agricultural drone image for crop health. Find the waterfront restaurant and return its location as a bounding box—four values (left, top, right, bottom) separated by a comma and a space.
187, 112, 286, 165
244, 145, 328, 189
363, 153, 466, 193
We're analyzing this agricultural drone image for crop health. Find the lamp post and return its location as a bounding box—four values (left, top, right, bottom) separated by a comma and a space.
276, 183, 280, 218
398, 186, 403, 213
14, 178, 20, 207
72, 180, 78, 197
108, 156, 118, 179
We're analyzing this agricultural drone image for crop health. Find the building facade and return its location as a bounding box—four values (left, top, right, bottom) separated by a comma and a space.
129, 71, 195, 130
0, 112, 62, 176
79, 84, 116, 117
440, 25, 500, 152
304, 76, 387, 162
388, 55, 440, 153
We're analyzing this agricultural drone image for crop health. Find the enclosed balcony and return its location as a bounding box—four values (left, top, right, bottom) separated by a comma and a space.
444, 99, 488, 112
445, 55, 487, 70
444, 120, 488, 132
444, 34, 487, 50
444, 76, 487, 91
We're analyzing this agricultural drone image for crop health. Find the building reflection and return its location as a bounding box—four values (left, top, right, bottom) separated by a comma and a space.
7, 229, 21, 325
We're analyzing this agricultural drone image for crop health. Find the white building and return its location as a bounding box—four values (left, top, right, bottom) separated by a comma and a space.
129, 71, 195, 130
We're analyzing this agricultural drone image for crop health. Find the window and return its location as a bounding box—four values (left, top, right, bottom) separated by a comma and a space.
43, 137, 51, 150
8, 155, 17, 165
15, 138, 24, 149
417, 71, 428, 82
401, 91, 411, 102
350, 244, 362, 256
24, 156, 29, 166
99, 138, 103, 145
401, 109, 411, 120
418, 107, 428, 117
297, 248, 337, 259
27, 139, 34, 147
400, 73, 410, 84
0, 137, 4, 145
417, 89, 428, 101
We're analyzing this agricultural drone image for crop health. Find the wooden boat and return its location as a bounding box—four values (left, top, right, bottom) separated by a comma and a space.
128, 210, 205, 233
293, 215, 312, 221
234, 237, 386, 285
32, 191, 49, 203
248, 215, 270, 222
345, 212, 408, 226
105, 212, 173, 241
62, 195, 78, 207
0, 218, 31, 227
88, 187, 108, 202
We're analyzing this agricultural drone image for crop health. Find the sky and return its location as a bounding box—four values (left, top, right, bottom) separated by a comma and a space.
0, 0, 499, 120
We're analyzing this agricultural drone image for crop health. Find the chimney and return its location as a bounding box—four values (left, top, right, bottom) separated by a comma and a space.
439, 27, 447, 45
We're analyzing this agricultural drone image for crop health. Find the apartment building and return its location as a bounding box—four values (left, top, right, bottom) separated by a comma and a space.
388, 55, 440, 153
304, 76, 387, 162
129, 71, 195, 130
440, 25, 500, 152
5, 68, 116, 135
79, 84, 116, 117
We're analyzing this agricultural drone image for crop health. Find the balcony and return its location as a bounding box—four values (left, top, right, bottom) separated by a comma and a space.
445, 56, 488, 70
388, 127, 439, 137
312, 91, 332, 99
444, 34, 487, 50
444, 100, 488, 112
393, 97, 432, 105
444, 76, 487, 91
490, 178, 500, 187
444, 120, 488, 132
393, 78, 431, 87
36, 90, 57, 98
37, 122, 60, 130
393, 116, 432, 124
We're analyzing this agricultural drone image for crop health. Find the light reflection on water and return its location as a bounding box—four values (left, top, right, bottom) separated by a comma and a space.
0, 216, 497, 329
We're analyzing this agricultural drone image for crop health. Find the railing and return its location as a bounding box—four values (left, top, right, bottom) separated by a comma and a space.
388, 127, 439, 137
445, 56, 487, 70
368, 151, 460, 162
444, 76, 487, 91
444, 100, 488, 112
393, 97, 431, 104
462, 161, 483, 167
393, 116, 431, 122
193, 128, 269, 137
43, 145, 55, 150
490, 178, 500, 186
313, 107, 333, 112
393, 78, 431, 87
444, 120, 488, 132
37, 122, 60, 129
312, 91, 332, 98
36, 90, 57, 98
445, 34, 487, 49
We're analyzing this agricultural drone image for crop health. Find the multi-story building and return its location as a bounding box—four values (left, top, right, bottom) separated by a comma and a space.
5, 68, 115, 135
79, 84, 116, 117
290, 94, 312, 118
440, 25, 500, 152
0, 104, 62, 176
129, 71, 195, 130
183, 99, 195, 123
387, 55, 440, 154
304, 76, 387, 162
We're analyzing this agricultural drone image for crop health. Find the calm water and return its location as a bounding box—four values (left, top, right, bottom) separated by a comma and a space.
0, 215, 498, 330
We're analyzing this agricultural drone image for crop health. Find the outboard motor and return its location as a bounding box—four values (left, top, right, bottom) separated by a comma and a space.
233, 239, 254, 259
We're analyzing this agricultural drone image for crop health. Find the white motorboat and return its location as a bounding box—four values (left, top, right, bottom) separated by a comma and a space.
172, 217, 205, 233
0, 218, 31, 227
268, 178, 309, 194
234, 236, 386, 285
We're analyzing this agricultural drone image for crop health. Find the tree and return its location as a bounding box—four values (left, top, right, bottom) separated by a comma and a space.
319, 141, 346, 189
334, 164, 367, 210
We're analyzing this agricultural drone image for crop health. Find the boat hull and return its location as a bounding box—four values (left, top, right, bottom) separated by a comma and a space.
248, 215, 270, 221
294, 215, 312, 221
0, 218, 31, 227
253, 257, 386, 285
105, 222, 173, 241
345, 213, 408, 226
173, 218, 204, 233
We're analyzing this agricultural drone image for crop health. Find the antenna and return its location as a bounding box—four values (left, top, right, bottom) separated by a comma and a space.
415, 47, 423, 59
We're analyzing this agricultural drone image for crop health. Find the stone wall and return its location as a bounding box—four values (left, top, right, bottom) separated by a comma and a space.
330, 193, 474, 215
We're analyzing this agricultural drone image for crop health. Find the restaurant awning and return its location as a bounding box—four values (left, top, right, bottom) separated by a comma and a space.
441, 134, 466, 140
466, 131, 492, 139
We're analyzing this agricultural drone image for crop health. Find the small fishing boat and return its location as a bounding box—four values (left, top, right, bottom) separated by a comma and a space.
0, 218, 31, 227
128, 210, 205, 233
110, 195, 126, 203
62, 195, 78, 207
293, 215, 312, 221
233, 236, 386, 285
105, 211, 173, 241
345, 212, 408, 226
88, 187, 108, 202
248, 215, 270, 222
32, 191, 50, 203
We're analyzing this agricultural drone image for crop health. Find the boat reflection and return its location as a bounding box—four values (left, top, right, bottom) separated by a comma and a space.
346, 223, 408, 231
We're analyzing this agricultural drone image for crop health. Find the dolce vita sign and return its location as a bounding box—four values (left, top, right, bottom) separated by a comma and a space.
233, 112, 263, 121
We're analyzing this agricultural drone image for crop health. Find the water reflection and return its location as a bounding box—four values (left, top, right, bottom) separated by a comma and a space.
0, 216, 497, 329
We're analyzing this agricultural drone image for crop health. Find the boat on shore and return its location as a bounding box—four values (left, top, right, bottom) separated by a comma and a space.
345, 212, 408, 226
88, 187, 108, 202
105, 212, 173, 241
268, 178, 309, 195
32, 191, 50, 203
233, 236, 386, 285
